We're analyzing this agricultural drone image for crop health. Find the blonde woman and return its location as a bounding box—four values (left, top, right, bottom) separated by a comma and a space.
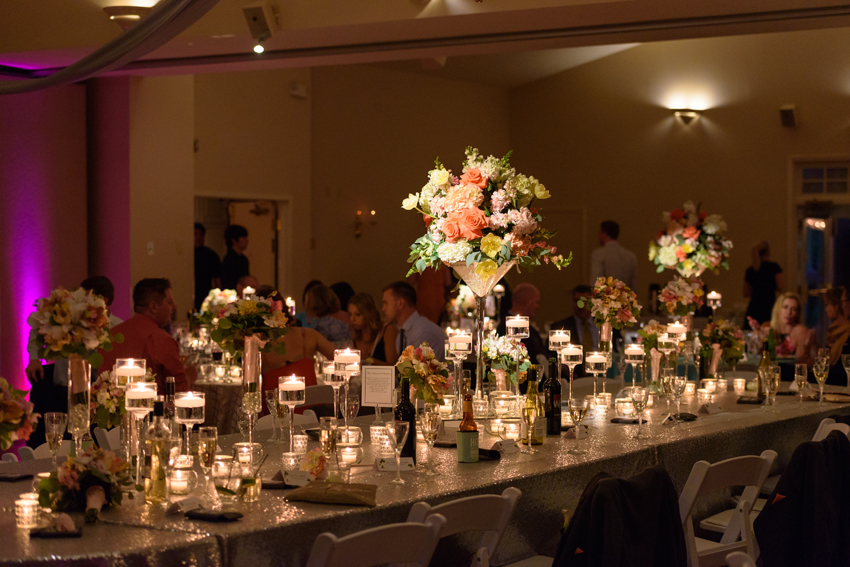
744, 241, 784, 324
748, 292, 813, 364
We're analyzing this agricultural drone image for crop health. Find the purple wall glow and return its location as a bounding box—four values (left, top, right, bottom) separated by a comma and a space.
0, 86, 88, 391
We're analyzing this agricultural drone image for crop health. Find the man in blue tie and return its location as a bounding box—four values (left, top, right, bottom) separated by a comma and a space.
381, 281, 447, 361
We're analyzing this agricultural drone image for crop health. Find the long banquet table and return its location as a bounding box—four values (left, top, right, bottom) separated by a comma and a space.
2, 388, 850, 567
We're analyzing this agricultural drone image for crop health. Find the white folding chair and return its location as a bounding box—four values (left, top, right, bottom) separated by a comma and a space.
33, 441, 71, 460
305, 514, 446, 567
93, 427, 121, 450
294, 409, 319, 426
1, 453, 19, 462
726, 551, 756, 567
17, 447, 35, 461
406, 487, 521, 567
679, 450, 777, 567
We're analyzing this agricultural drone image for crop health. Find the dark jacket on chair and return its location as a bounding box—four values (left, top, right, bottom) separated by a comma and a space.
754, 430, 850, 567
553, 465, 686, 567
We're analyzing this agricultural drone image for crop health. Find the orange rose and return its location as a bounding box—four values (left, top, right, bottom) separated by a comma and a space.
456, 208, 488, 240
460, 168, 489, 189
682, 226, 700, 240
441, 216, 463, 242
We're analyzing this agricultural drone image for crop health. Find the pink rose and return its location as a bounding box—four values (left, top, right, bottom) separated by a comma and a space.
456, 208, 488, 240
441, 216, 463, 242
460, 167, 489, 189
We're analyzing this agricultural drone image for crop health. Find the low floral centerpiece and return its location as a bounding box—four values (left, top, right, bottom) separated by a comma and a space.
396, 343, 450, 405
659, 277, 705, 317
38, 447, 134, 523
699, 320, 745, 376
637, 320, 667, 352
90, 369, 154, 430
481, 333, 530, 390
0, 377, 39, 451
578, 277, 641, 347
195, 288, 238, 327
648, 201, 732, 277
211, 295, 290, 357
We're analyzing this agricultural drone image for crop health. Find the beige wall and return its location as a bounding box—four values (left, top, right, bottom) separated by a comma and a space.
510, 27, 850, 322
310, 64, 511, 304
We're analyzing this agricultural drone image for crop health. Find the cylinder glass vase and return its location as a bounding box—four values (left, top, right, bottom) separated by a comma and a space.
242, 336, 262, 447
67, 354, 91, 456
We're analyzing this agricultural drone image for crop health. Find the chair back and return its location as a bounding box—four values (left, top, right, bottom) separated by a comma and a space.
294, 409, 319, 426
1, 453, 18, 462
726, 551, 756, 567
306, 514, 445, 567
256, 414, 274, 430
93, 427, 109, 449
33, 440, 72, 460
812, 419, 850, 442
406, 487, 521, 566
679, 450, 777, 567
17, 447, 35, 461
93, 427, 122, 450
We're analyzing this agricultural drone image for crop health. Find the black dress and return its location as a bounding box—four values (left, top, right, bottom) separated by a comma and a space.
194, 245, 221, 310
745, 261, 782, 323
221, 249, 250, 290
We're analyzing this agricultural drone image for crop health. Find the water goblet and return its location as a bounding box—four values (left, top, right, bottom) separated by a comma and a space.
174, 392, 205, 454
384, 420, 410, 485
567, 398, 588, 455
585, 351, 607, 398
795, 363, 808, 405
631, 387, 649, 439
265, 389, 280, 442
814, 359, 829, 403
44, 412, 67, 470
419, 404, 442, 476
624, 344, 645, 386
278, 376, 306, 452
559, 344, 583, 402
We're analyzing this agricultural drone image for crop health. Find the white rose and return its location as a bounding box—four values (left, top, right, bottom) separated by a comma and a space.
402, 193, 419, 210
429, 168, 451, 188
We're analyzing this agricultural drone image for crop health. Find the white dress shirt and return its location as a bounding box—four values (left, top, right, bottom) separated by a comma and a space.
590, 240, 639, 291
397, 311, 447, 361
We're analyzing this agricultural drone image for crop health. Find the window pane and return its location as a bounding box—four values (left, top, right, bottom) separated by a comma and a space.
826, 181, 847, 193
827, 168, 848, 180
803, 182, 824, 193
803, 168, 824, 180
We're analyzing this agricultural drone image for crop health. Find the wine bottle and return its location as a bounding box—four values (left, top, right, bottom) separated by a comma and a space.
394, 372, 417, 463
767, 329, 776, 362
543, 358, 562, 436
456, 375, 479, 463
144, 401, 171, 505
522, 366, 544, 445
756, 339, 770, 401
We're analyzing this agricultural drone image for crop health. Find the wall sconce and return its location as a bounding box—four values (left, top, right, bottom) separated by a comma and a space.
103, 6, 153, 30
673, 109, 700, 125
354, 210, 377, 238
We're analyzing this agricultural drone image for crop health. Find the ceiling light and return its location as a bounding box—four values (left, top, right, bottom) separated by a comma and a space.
673, 109, 700, 125
103, 6, 153, 30
253, 43, 265, 53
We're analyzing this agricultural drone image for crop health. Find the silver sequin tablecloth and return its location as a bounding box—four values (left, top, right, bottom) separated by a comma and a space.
2, 391, 849, 567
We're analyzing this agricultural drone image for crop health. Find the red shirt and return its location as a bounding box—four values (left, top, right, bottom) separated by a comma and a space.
99, 313, 190, 393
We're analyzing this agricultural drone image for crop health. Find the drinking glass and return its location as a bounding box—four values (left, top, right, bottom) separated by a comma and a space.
384, 420, 410, 485
506, 316, 529, 395
522, 403, 538, 454
319, 416, 337, 458
278, 376, 306, 452
631, 387, 649, 439
198, 426, 218, 494
795, 363, 808, 405
265, 389, 280, 442
125, 382, 156, 482
345, 394, 360, 434
174, 392, 205, 455
212, 456, 241, 506
671, 375, 687, 423
585, 351, 607, 398
567, 398, 588, 455
842, 355, 850, 389
549, 330, 570, 388
814, 359, 829, 403
419, 404, 441, 476
559, 344, 583, 402
236, 407, 250, 441
44, 412, 67, 470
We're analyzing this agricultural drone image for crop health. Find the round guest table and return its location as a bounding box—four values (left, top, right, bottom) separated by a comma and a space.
2, 386, 849, 567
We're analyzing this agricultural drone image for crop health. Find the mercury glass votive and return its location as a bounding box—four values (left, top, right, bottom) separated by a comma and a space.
473, 398, 489, 418
498, 421, 522, 441
733, 378, 747, 395
716, 378, 728, 391
293, 434, 309, 454
281, 452, 301, 471
684, 382, 697, 396
214, 364, 227, 381
15, 498, 39, 529
700, 379, 717, 393
337, 426, 363, 447
696, 389, 713, 405
168, 469, 197, 495
615, 398, 636, 417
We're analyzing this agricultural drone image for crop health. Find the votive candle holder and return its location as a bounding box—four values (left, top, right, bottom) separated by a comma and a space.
15, 498, 39, 529
684, 383, 697, 396
281, 452, 301, 471
696, 389, 713, 405
733, 378, 747, 395
293, 434, 309, 454
716, 378, 728, 392
700, 379, 717, 393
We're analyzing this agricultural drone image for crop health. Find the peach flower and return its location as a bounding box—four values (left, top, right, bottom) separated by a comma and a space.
682, 226, 701, 240
441, 216, 464, 242
455, 208, 488, 240
460, 167, 489, 189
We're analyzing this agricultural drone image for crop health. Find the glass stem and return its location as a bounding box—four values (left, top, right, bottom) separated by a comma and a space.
395, 450, 402, 483
183, 424, 190, 455
637, 413, 642, 438
567, 366, 574, 401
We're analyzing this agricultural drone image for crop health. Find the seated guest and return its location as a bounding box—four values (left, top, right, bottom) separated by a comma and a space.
748, 292, 815, 364
303, 284, 352, 346
382, 281, 446, 360
221, 224, 250, 289
236, 274, 260, 299
823, 287, 850, 386
551, 284, 596, 377
295, 279, 324, 327
348, 292, 399, 365
497, 282, 548, 369
99, 278, 193, 393
330, 281, 355, 312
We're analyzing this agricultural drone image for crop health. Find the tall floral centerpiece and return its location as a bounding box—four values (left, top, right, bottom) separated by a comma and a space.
699, 320, 744, 377
0, 378, 39, 451
403, 147, 572, 394
211, 295, 289, 446
649, 201, 732, 278
28, 288, 122, 454
396, 343, 451, 405
481, 333, 530, 392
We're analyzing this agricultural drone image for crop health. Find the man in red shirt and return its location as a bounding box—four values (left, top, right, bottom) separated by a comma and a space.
100, 278, 193, 393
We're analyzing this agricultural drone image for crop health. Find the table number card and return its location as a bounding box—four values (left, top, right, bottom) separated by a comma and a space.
362, 366, 395, 408
283, 470, 314, 486
373, 457, 415, 471
166, 496, 202, 515
699, 403, 723, 414
491, 440, 520, 455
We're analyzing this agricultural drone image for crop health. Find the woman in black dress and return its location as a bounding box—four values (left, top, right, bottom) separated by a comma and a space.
348, 292, 398, 366
744, 241, 784, 324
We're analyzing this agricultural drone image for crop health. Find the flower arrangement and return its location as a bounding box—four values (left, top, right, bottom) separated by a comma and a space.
301, 448, 327, 478
396, 343, 450, 404
699, 320, 745, 368
481, 333, 530, 386
0, 377, 39, 450
403, 147, 572, 279
38, 447, 134, 523
659, 277, 705, 317
90, 371, 126, 430
637, 320, 667, 352
196, 288, 238, 326
578, 277, 641, 330
450, 285, 477, 318
27, 287, 122, 368
211, 295, 289, 356
648, 200, 732, 277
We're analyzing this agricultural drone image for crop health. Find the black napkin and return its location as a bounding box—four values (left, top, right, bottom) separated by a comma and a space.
776, 390, 797, 396
434, 440, 457, 448
737, 396, 763, 404
29, 527, 83, 538
185, 508, 243, 522
305, 427, 321, 441
478, 448, 501, 461
609, 417, 648, 424
0, 473, 32, 482
674, 413, 698, 422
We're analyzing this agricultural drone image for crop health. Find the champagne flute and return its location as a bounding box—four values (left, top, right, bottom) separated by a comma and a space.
559, 344, 583, 402
236, 407, 250, 442
770, 366, 781, 408
278, 376, 306, 452
522, 404, 538, 454
174, 392, 205, 455
275, 393, 289, 444
44, 412, 67, 470
567, 398, 588, 455
795, 363, 808, 405
842, 355, 850, 389
671, 376, 687, 423
631, 387, 649, 439
384, 420, 410, 485
265, 389, 280, 442
198, 426, 218, 495
319, 417, 337, 456
419, 405, 441, 476
814, 359, 829, 403
345, 394, 360, 443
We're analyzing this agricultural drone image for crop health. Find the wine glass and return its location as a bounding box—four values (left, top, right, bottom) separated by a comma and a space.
585, 351, 607, 398
567, 398, 588, 455
198, 426, 218, 496
842, 355, 850, 389
795, 363, 808, 405
506, 316, 529, 396
624, 344, 645, 387
278, 376, 306, 452
236, 407, 250, 441
384, 420, 410, 485
522, 403, 538, 454
265, 389, 280, 442
813, 359, 829, 403
559, 344, 583, 402
419, 404, 441, 476
345, 394, 360, 436
657, 334, 676, 376
818, 348, 830, 361
44, 412, 67, 470
631, 387, 649, 439
671, 375, 687, 424
125, 382, 156, 482
174, 392, 205, 455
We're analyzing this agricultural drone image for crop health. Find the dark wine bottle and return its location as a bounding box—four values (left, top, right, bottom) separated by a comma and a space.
544, 358, 562, 436
394, 372, 417, 463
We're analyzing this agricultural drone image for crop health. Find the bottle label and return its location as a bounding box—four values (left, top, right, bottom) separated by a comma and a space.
456, 431, 479, 463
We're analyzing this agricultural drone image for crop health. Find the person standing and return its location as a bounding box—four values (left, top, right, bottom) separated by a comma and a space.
590, 221, 638, 291
193, 223, 221, 310
744, 241, 783, 325
221, 224, 250, 290
381, 281, 446, 360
